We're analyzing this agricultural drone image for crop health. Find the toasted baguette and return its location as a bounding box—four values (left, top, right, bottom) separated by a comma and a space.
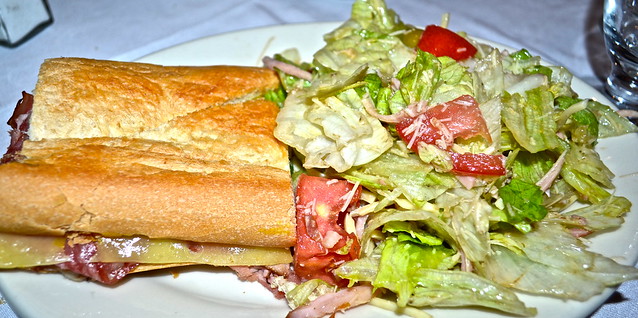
0, 58, 295, 248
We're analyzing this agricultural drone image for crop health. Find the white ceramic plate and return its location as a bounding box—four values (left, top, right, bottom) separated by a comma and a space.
0, 22, 637, 318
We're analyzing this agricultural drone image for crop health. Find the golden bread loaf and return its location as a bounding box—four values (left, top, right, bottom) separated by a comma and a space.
0, 58, 295, 248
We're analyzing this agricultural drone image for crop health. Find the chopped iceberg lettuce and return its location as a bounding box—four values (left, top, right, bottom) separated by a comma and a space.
270, 0, 638, 317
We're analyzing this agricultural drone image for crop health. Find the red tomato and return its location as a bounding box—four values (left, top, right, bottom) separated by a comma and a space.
394, 95, 505, 176
417, 25, 477, 60
294, 174, 361, 285
450, 152, 506, 176
395, 95, 492, 152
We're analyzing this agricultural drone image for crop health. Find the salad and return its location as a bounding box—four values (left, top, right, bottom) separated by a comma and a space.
262, 0, 638, 317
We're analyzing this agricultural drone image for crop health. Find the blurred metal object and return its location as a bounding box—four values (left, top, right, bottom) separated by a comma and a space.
0, 0, 52, 47
603, 0, 638, 110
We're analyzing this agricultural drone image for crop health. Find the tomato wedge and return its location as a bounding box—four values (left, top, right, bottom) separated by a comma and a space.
417, 25, 477, 61
395, 95, 492, 152
394, 95, 505, 176
450, 152, 506, 176
294, 174, 361, 285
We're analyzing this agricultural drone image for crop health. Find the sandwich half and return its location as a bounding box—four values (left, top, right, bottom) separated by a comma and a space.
0, 58, 295, 283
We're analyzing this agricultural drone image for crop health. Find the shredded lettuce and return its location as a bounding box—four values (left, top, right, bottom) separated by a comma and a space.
479, 222, 638, 300
549, 195, 631, 231
374, 236, 456, 306
285, 279, 337, 309
501, 87, 562, 153
409, 269, 536, 317
587, 99, 638, 137
510, 150, 554, 184
341, 146, 458, 206
271, 1, 638, 316
498, 179, 548, 232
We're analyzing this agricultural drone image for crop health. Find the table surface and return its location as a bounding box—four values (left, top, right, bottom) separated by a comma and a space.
0, 0, 636, 317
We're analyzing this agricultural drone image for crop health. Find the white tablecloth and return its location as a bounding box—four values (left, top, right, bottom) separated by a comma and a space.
0, 0, 635, 317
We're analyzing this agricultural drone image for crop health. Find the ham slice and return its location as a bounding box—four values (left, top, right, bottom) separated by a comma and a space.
57, 235, 138, 285
286, 285, 373, 318
1, 91, 33, 163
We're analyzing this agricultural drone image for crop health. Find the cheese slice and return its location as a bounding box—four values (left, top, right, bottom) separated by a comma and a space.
0, 232, 292, 268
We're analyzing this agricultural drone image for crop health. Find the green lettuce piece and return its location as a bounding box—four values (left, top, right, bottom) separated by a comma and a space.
548, 65, 575, 89
271, 51, 313, 93
556, 195, 631, 231
341, 148, 458, 206
285, 279, 337, 309
354, 73, 382, 102
335, 252, 381, 285
542, 178, 579, 212
430, 56, 475, 105
501, 87, 562, 153
275, 84, 394, 172
471, 48, 505, 102
409, 269, 537, 317
417, 143, 454, 172
359, 209, 458, 257
498, 179, 548, 232
350, 0, 403, 34
374, 237, 456, 307
444, 189, 492, 262
393, 50, 441, 107
586, 99, 638, 137
385, 51, 475, 112
503, 49, 542, 74
510, 150, 554, 184
565, 142, 615, 188
383, 221, 444, 246
479, 222, 638, 300
560, 167, 611, 204
314, 0, 415, 77
342, 232, 534, 316
555, 96, 599, 145
524, 65, 552, 79
264, 87, 286, 108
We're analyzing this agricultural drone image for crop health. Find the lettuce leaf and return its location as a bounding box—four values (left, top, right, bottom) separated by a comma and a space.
314, 0, 415, 77
341, 147, 458, 206
409, 269, 536, 317
374, 237, 456, 306
275, 86, 393, 172
382, 221, 444, 246
392, 50, 441, 107
285, 279, 337, 309
554, 195, 631, 231
565, 142, 615, 188
479, 222, 638, 300
447, 191, 492, 262
359, 209, 458, 257
501, 87, 562, 153
337, 236, 535, 316
497, 179, 548, 232
587, 99, 638, 137
555, 96, 599, 145
510, 150, 554, 184
560, 165, 611, 204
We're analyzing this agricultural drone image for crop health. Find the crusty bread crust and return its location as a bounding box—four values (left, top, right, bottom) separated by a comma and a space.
29, 58, 281, 141
0, 58, 295, 248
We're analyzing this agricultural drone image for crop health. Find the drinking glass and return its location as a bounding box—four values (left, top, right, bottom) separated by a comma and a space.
603, 0, 638, 110
0, 0, 51, 47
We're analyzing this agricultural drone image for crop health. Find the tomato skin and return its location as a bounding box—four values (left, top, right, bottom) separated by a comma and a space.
395, 95, 492, 152
294, 174, 361, 285
417, 25, 477, 60
394, 95, 505, 176
450, 152, 506, 176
